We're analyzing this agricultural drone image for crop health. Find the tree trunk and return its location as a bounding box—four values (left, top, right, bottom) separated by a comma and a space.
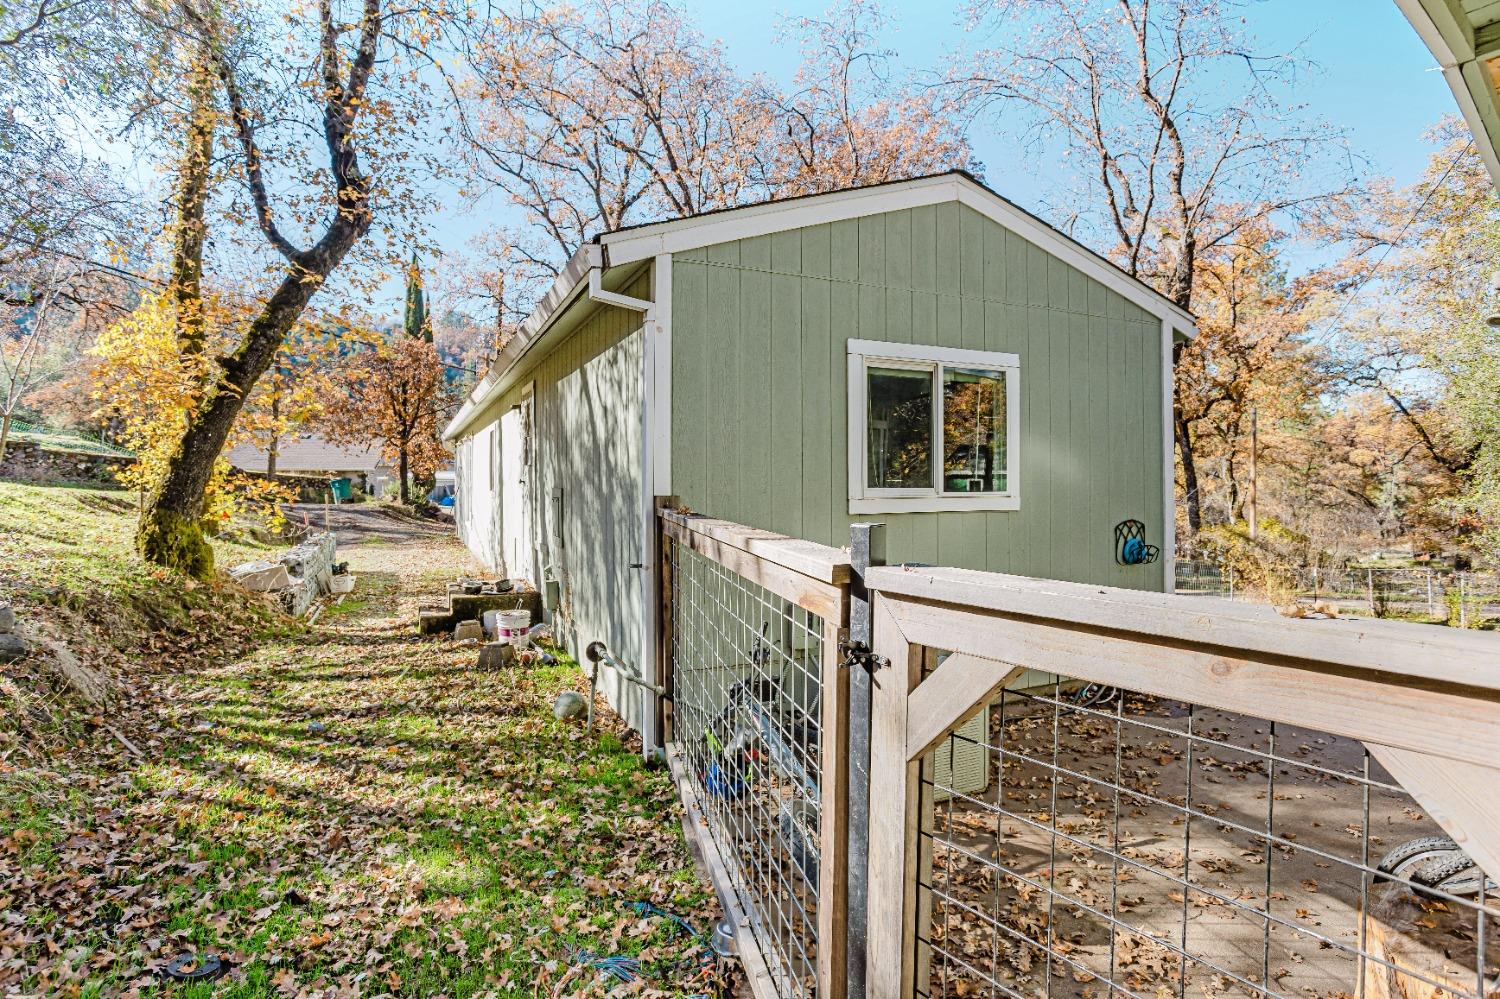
398, 444, 409, 504
0, 410, 11, 464
173, 52, 216, 356
139, 263, 350, 577
1175, 411, 1201, 535
267, 391, 280, 477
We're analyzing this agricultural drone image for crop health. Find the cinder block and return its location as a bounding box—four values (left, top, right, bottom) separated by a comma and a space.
453, 619, 484, 642
229, 561, 292, 591
478, 641, 516, 669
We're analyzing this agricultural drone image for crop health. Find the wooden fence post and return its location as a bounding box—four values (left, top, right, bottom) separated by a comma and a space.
866, 594, 923, 999
654, 496, 679, 743
818, 613, 850, 999
847, 523, 884, 999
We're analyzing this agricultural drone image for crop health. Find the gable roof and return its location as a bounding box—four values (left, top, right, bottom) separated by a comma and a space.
445, 170, 1196, 441
599, 171, 1197, 332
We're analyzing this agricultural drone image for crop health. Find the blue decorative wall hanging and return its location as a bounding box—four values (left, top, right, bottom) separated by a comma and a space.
1114, 520, 1160, 566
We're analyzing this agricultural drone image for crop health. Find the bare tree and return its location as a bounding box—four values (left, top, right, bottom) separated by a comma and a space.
950, 0, 1353, 532
0, 260, 87, 459
457, 0, 969, 289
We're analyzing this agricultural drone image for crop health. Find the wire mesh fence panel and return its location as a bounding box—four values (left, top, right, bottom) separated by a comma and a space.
911, 663, 1499, 999
670, 540, 828, 999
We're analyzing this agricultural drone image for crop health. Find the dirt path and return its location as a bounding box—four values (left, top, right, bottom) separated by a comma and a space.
3, 504, 726, 997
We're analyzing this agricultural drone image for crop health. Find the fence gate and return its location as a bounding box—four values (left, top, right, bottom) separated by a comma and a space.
658, 510, 851, 999
864, 566, 1500, 999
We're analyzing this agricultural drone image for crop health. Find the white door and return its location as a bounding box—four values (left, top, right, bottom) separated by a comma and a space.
500, 391, 536, 584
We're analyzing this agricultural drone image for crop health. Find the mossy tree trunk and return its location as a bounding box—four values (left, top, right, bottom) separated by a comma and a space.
139, 0, 381, 578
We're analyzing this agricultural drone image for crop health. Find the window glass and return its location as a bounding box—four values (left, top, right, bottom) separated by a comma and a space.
942, 366, 1007, 493
867, 365, 933, 490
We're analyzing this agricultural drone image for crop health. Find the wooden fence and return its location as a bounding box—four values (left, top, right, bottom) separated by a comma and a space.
655, 509, 1500, 999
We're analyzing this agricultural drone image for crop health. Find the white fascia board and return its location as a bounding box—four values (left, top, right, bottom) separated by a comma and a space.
1394, 0, 1475, 62
1395, 0, 1500, 184
600, 172, 1199, 337
442, 244, 602, 441
1454, 61, 1500, 183
600, 175, 961, 265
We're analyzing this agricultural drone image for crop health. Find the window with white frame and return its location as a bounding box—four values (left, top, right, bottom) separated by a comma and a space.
847, 339, 1019, 513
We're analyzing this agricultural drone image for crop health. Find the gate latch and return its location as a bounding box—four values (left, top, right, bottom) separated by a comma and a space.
839, 638, 888, 674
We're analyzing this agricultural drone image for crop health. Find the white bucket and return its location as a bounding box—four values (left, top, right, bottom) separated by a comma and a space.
497, 609, 533, 648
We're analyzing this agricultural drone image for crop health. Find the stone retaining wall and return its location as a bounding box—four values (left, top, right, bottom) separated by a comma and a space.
0, 440, 135, 485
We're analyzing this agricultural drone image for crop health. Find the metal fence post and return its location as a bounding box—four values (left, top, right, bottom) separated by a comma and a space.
1427, 570, 1435, 618
847, 522, 885, 999
1460, 573, 1469, 629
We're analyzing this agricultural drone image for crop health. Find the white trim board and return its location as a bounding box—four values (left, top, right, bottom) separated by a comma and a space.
602, 171, 1198, 337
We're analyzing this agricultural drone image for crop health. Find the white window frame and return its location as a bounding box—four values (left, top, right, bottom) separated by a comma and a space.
847, 339, 1020, 514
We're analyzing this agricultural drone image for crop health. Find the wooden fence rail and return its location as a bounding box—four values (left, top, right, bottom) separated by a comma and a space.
865, 568, 1500, 999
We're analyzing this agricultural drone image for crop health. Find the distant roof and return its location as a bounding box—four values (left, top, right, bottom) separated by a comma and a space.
226, 434, 390, 474
1397, 0, 1500, 183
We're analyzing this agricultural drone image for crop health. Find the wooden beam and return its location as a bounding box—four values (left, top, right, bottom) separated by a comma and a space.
660, 509, 852, 585
866, 596, 923, 999
884, 594, 1500, 770
905, 653, 1025, 762
1365, 745, 1500, 890
661, 518, 846, 621
667, 747, 781, 999
865, 564, 1500, 693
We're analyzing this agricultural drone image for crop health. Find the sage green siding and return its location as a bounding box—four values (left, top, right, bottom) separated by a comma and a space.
670, 202, 1168, 590
458, 271, 652, 727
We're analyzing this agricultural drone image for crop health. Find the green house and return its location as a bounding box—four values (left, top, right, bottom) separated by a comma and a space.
443, 171, 1195, 729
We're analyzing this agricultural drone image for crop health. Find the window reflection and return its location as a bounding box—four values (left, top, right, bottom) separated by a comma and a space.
942, 367, 1006, 493
867, 366, 932, 489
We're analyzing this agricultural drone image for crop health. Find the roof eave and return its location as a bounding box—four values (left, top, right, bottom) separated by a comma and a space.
442, 243, 601, 441
1396, 0, 1500, 185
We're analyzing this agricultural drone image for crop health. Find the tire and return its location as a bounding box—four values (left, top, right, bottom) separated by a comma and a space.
1374, 836, 1459, 882
1409, 850, 1490, 898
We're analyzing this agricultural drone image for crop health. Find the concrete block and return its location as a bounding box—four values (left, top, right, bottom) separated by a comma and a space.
477, 641, 516, 669
0, 603, 13, 633
0, 633, 28, 662
453, 619, 484, 642
281, 533, 337, 595
229, 561, 293, 592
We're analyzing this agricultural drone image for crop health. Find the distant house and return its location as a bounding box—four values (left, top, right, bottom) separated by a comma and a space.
226, 433, 395, 497
443, 171, 1196, 722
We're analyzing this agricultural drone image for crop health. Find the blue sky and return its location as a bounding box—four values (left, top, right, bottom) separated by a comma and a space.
681, 0, 1457, 199
420, 0, 1463, 317
371, 1, 1463, 319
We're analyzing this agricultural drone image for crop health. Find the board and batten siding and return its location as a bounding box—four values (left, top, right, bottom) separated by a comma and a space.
455, 271, 653, 726
669, 202, 1168, 591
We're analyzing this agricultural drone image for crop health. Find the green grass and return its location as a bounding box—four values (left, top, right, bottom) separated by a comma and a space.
0, 482, 722, 996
